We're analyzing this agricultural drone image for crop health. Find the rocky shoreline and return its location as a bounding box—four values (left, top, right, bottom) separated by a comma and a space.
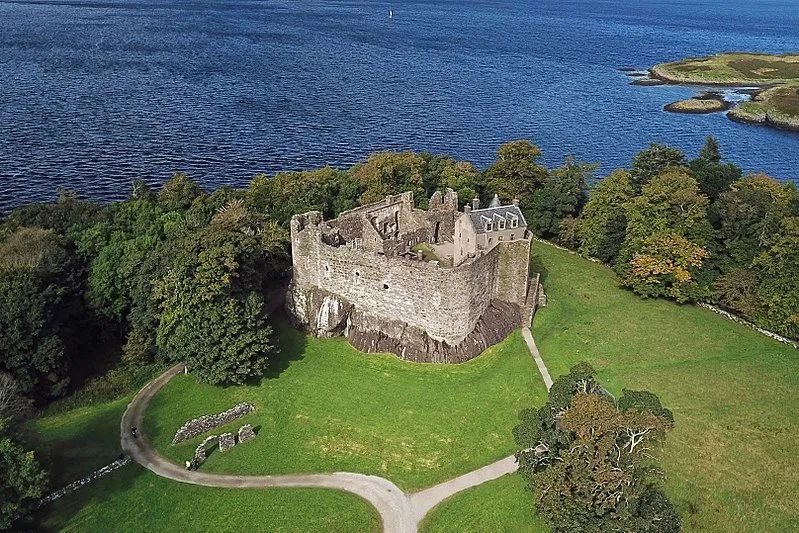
626, 53, 799, 133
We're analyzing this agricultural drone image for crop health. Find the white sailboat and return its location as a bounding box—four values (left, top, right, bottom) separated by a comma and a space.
389, 9, 393, 18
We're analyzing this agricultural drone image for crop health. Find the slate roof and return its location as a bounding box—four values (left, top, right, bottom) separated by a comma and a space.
466, 204, 527, 234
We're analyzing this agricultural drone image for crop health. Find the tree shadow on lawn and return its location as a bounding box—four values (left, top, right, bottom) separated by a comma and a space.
30, 462, 146, 532
243, 311, 309, 385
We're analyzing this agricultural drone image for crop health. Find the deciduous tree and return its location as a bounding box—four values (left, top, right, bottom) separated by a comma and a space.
514, 364, 679, 533
578, 169, 634, 262
751, 217, 799, 338
0, 228, 85, 401
623, 233, 710, 302
157, 172, 204, 212
0, 417, 49, 530
616, 168, 714, 301
630, 143, 686, 193
527, 157, 594, 239
154, 202, 289, 384
483, 140, 548, 206
711, 173, 797, 270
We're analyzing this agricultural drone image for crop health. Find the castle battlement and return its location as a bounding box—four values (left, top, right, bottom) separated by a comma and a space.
286, 189, 533, 363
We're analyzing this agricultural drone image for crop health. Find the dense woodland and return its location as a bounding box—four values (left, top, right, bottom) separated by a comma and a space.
1, 138, 798, 527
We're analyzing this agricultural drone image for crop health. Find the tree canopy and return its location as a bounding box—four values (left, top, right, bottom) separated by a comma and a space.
514, 364, 679, 533
154, 202, 289, 384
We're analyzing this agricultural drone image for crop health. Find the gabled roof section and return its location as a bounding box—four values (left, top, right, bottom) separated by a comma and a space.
465, 204, 527, 234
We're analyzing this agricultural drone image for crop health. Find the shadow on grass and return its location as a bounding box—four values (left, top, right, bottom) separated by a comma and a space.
30, 462, 146, 532
252, 311, 310, 383
531, 252, 549, 284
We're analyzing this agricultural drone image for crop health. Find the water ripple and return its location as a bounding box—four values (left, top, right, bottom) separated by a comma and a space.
0, 0, 797, 212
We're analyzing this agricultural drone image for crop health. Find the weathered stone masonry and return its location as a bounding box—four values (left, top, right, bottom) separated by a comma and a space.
286, 190, 533, 363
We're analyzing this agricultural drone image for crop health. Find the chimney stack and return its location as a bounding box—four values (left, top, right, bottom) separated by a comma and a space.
472, 197, 480, 210
464, 204, 472, 213
512, 197, 520, 206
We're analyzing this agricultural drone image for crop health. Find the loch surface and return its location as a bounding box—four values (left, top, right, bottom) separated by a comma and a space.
1, 0, 797, 211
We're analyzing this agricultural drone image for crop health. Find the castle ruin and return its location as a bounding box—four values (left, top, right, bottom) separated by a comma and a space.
286, 189, 535, 363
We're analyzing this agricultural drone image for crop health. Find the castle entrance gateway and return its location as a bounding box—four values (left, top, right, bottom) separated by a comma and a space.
286, 189, 534, 363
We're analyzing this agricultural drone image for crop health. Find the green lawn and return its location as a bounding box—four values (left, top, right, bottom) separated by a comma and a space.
143, 323, 547, 491
421, 241, 799, 532
29, 378, 380, 532
29, 395, 131, 486
33, 240, 794, 531
421, 474, 549, 533
531, 241, 798, 532
38, 463, 380, 533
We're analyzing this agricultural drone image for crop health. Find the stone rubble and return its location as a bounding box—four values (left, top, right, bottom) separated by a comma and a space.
238, 424, 256, 443
218, 432, 236, 452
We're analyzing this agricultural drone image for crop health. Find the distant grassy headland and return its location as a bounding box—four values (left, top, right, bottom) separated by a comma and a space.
649, 52, 799, 131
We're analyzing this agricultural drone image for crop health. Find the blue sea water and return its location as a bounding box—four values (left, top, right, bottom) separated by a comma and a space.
1, 0, 798, 212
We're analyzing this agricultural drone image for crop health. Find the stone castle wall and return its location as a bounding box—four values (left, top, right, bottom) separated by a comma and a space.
287, 191, 532, 362
290, 221, 495, 344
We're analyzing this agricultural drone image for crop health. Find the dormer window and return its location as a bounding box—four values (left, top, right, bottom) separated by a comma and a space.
481, 215, 493, 232
508, 213, 519, 228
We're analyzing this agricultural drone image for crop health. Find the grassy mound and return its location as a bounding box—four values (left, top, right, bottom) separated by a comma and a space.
727, 85, 799, 131
142, 323, 547, 491
664, 95, 730, 114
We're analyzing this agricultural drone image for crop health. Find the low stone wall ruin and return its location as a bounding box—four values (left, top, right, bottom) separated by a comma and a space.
188, 424, 257, 469
37, 456, 131, 508
172, 403, 254, 444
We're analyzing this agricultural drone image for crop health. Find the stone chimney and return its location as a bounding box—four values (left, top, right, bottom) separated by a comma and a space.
512, 197, 520, 206
472, 197, 480, 210
464, 204, 472, 213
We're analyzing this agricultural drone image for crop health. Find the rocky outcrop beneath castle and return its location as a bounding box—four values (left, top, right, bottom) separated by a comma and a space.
287, 283, 523, 363
347, 301, 523, 363
286, 283, 354, 337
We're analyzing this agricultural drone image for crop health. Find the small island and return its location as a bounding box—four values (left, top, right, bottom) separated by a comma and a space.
663, 91, 732, 114
648, 52, 799, 131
